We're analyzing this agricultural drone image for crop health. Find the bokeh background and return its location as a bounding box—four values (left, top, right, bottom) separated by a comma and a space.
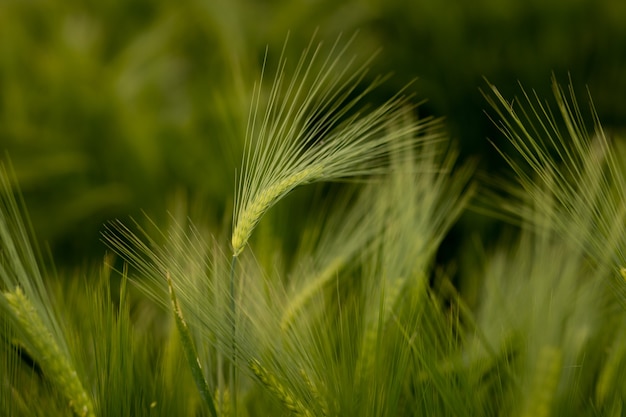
2, 0, 625, 267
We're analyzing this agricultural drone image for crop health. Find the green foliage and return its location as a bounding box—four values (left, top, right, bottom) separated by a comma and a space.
0, 0, 253, 261
3, 0, 626, 264
2, 30, 626, 417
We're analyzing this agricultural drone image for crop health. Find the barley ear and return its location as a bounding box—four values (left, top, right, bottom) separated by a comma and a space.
3, 287, 94, 417
595, 332, 626, 407
520, 346, 562, 417
249, 358, 313, 417
356, 275, 408, 385
299, 368, 328, 416
166, 272, 218, 417
232, 165, 321, 256
214, 388, 231, 417
281, 256, 344, 330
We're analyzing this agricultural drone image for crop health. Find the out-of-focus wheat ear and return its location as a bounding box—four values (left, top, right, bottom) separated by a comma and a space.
2, 287, 94, 417
520, 346, 562, 417
595, 328, 626, 408
355, 324, 378, 387
249, 358, 313, 417
299, 368, 329, 416
483, 79, 626, 274
281, 256, 344, 330
356, 271, 412, 387
166, 272, 218, 417
213, 387, 230, 417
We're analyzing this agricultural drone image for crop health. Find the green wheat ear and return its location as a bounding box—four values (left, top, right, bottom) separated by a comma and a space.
232, 34, 442, 256
520, 346, 562, 417
3, 287, 94, 417
166, 272, 218, 417
483, 78, 626, 273
249, 358, 313, 417
233, 165, 322, 256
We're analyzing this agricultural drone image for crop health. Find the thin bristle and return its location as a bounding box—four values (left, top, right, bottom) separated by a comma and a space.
483, 79, 626, 272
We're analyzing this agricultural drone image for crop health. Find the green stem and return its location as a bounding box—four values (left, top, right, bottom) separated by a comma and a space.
229, 255, 238, 417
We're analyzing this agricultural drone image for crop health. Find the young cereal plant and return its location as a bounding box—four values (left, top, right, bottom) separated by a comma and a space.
228, 33, 445, 414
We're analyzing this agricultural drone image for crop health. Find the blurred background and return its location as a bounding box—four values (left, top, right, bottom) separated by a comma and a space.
1, 0, 625, 267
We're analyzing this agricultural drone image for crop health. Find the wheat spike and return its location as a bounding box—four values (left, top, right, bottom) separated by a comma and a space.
232, 165, 321, 256
520, 345, 562, 417
249, 358, 313, 417
281, 256, 344, 330
166, 272, 218, 417
214, 388, 231, 417
3, 287, 95, 417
